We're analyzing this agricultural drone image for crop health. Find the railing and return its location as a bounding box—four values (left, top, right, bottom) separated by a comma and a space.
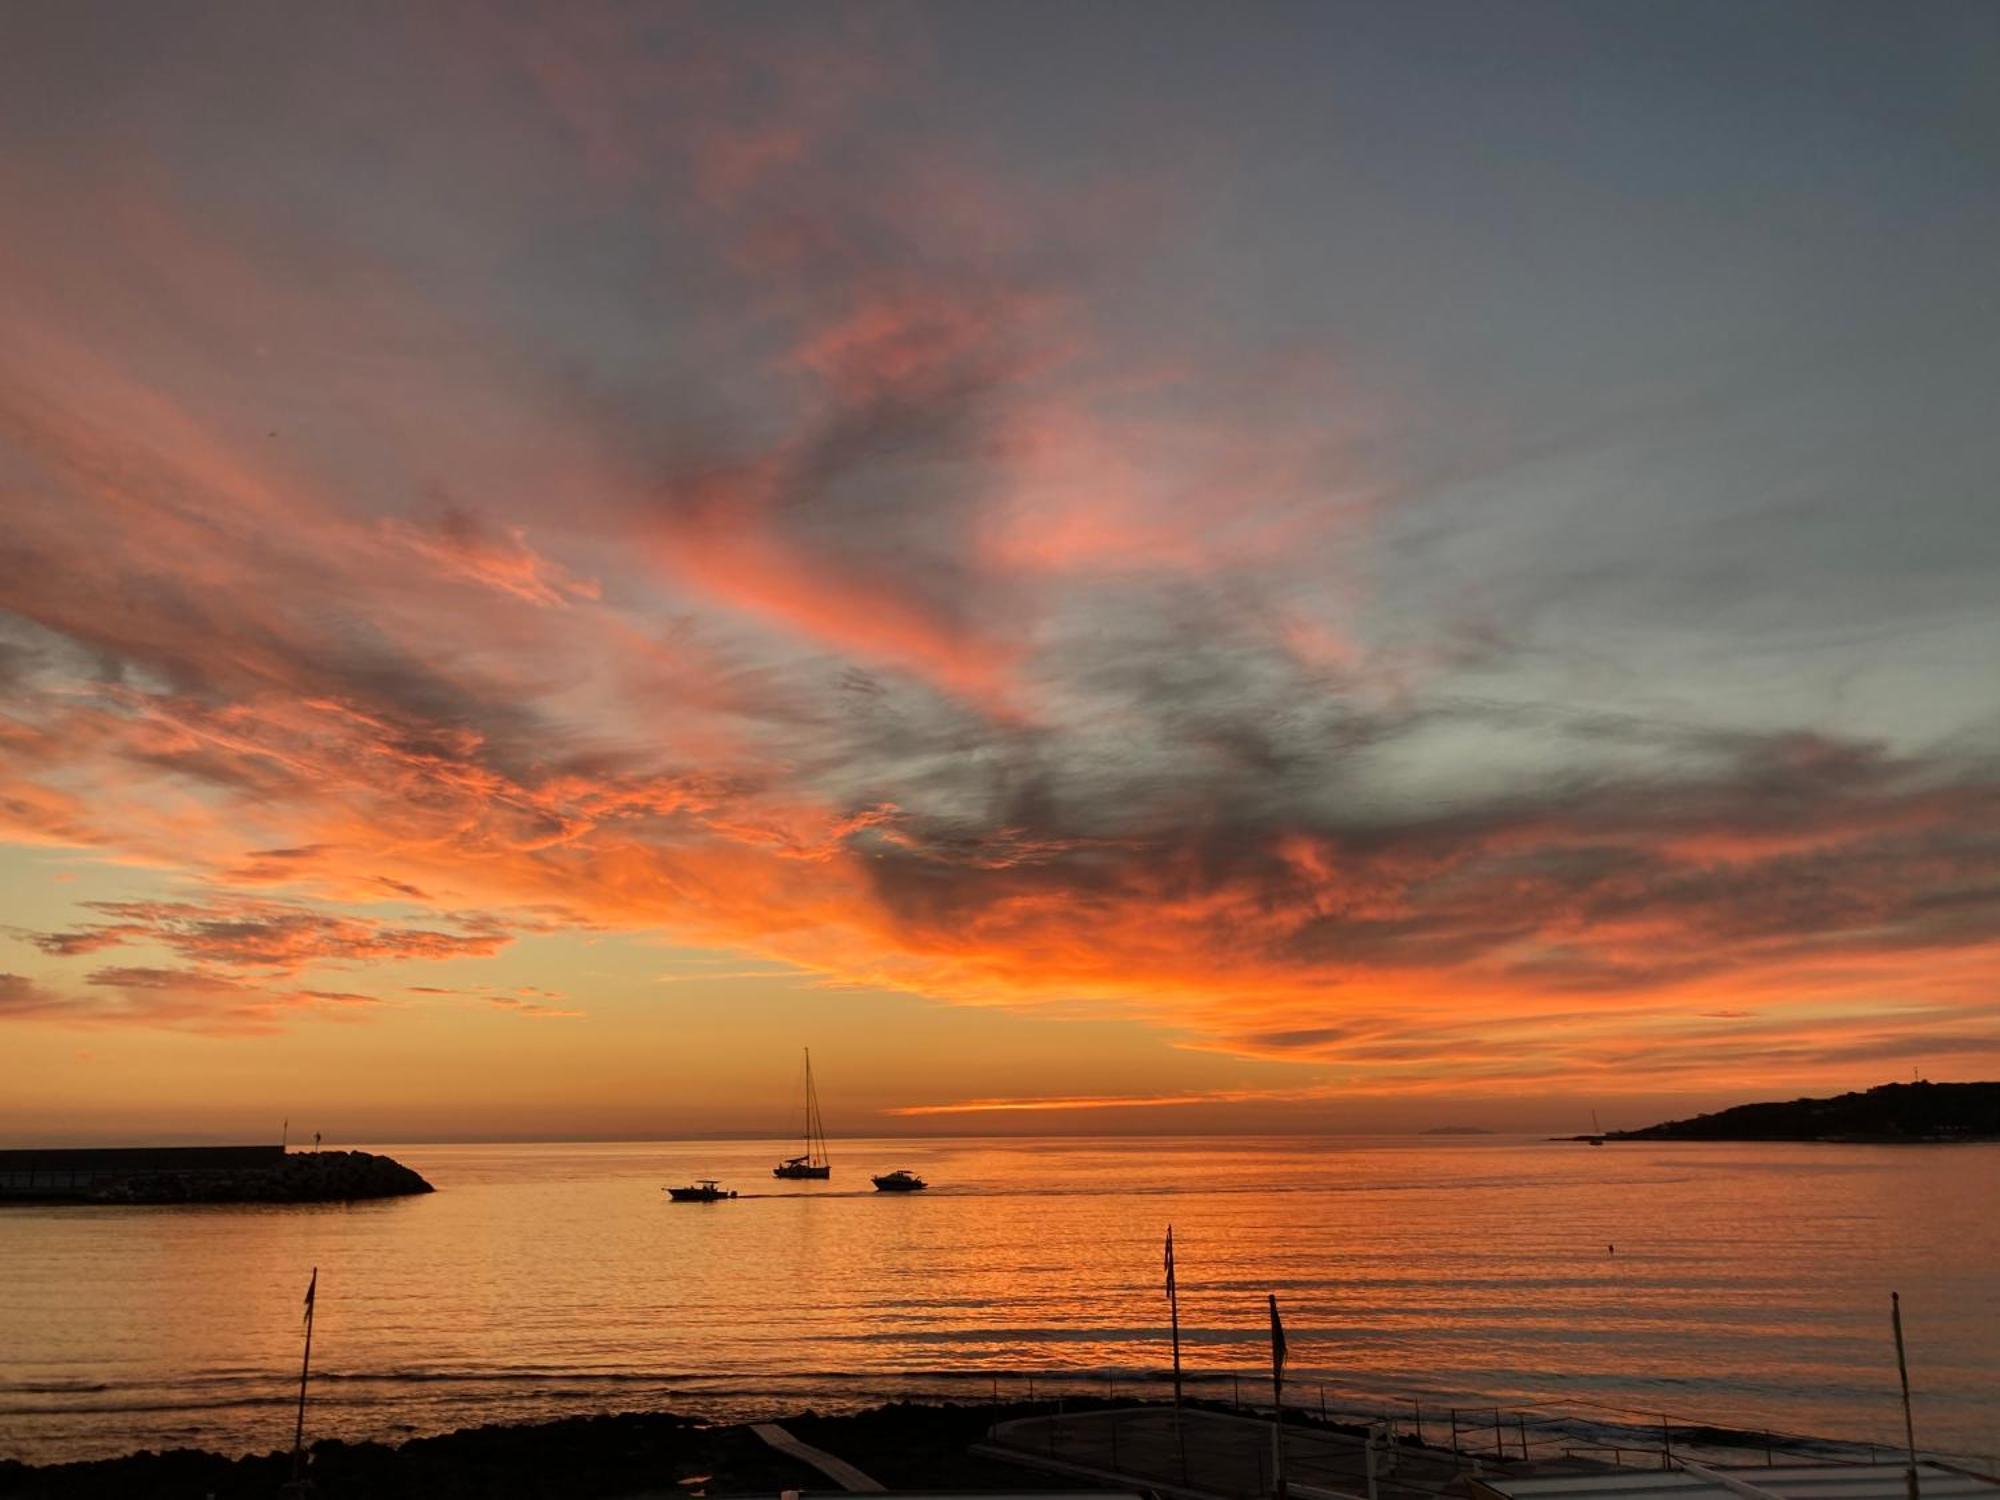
822, 1365, 1993, 1478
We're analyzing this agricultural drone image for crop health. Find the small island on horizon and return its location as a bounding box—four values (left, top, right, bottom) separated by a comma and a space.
1571, 1080, 2000, 1144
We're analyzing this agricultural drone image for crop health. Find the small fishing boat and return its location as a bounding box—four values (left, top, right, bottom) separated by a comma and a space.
665, 1179, 736, 1202
1584, 1109, 1606, 1146
871, 1169, 927, 1192
773, 1048, 832, 1180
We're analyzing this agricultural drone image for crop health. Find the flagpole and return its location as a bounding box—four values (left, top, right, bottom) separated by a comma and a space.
292, 1267, 317, 1483
1166, 1226, 1183, 1412
1270, 1293, 1287, 1500
1892, 1292, 1919, 1500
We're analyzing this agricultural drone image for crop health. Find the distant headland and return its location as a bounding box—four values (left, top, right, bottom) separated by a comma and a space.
1578, 1081, 2000, 1144
0, 1145, 434, 1205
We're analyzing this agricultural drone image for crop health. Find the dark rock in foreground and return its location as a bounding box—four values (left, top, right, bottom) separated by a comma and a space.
1608, 1080, 2000, 1143
0, 1146, 433, 1204
0, 1401, 1115, 1500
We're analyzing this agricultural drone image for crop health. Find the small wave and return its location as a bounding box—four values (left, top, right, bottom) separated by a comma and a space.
0, 1381, 111, 1395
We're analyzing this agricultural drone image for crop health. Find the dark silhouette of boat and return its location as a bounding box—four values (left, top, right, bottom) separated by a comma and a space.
773, 1047, 831, 1180
665, 1179, 736, 1202
1584, 1109, 1606, 1145
871, 1169, 927, 1192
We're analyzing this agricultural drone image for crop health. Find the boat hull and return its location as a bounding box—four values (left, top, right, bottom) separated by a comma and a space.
871, 1174, 926, 1192
773, 1163, 831, 1179
666, 1187, 736, 1202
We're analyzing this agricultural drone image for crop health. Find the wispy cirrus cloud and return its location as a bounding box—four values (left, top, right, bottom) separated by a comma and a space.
406, 983, 583, 1019
16, 899, 513, 972
886, 1085, 1348, 1117
384, 508, 601, 608
2, 966, 380, 1037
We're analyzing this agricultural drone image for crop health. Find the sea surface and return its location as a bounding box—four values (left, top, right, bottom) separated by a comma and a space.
1, 1136, 1995, 1466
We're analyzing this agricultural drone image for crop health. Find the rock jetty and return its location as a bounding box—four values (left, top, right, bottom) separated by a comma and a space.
0, 1146, 433, 1204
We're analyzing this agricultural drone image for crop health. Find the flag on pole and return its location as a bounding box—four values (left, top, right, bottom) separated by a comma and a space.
1165, 1225, 1176, 1299
1269, 1293, 1287, 1380
303, 1267, 317, 1322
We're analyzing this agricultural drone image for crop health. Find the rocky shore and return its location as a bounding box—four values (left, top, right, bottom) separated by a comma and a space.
0, 1400, 1114, 1500
1604, 1081, 2000, 1143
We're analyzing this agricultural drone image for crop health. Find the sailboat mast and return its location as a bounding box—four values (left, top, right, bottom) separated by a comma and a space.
806, 1048, 828, 1167
801, 1049, 813, 1159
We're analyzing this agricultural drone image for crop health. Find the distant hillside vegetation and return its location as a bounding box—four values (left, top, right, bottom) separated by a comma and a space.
1613, 1081, 2000, 1142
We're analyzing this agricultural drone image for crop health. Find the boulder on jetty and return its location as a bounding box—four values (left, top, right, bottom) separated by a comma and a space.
0, 1145, 433, 1205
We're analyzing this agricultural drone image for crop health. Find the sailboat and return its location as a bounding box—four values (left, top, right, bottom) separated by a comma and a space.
772, 1048, 832, 1180
1585, 1109, 1606, 1146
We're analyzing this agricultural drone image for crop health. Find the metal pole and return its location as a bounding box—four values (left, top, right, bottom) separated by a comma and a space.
1519, 1413, 1530, 1461
1494, 1409, 1504, 1460
1366, 1423, 1379, 1500
1273, 1380, 1286, 1499
1320, 1386, 1327, 1422
1893, 1292, 1920, 1500
1661, 1416, 1672, 1471
1413, 1399, 1425, 1447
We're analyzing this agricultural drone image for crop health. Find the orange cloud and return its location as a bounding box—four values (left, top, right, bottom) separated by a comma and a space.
3, 967, 381, 1037
18, 899, 512, 972
384, 510, 600, 607
886, 1084, 1347, 1116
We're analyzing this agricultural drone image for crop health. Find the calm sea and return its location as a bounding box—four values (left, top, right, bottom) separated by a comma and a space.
1, 1136, 1994, 1466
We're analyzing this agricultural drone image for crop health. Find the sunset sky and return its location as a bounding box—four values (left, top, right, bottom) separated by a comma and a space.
3, 2, 1997, 1143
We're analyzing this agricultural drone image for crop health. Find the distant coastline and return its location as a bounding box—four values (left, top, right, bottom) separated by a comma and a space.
0, 1146, 434, 1205
1569, 1081, 2000, 1144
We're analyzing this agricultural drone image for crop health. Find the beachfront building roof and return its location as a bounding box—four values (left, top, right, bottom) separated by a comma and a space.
1464, 1462, 2000, 1500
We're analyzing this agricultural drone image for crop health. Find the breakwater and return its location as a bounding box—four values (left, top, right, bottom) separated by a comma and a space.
0, 1146, 433, 1205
